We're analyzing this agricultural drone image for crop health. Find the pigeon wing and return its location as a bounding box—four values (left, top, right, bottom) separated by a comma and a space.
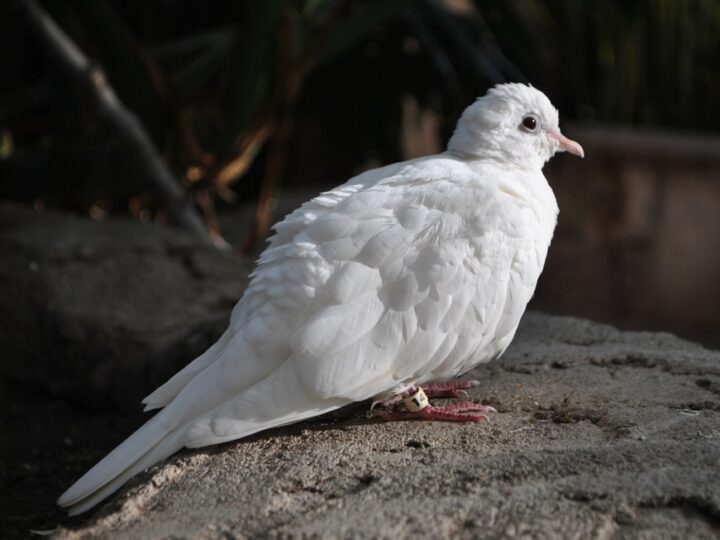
161, 162, 535, 446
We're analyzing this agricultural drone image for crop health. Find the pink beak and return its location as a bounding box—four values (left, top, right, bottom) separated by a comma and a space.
548, 129, 584, 158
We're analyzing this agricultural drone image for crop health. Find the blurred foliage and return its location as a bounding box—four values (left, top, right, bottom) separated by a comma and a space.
1, 0, 719, 244
481, 0, 720, 128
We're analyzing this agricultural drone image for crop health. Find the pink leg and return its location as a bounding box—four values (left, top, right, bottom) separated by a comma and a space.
373, 382, 496, 423
421, 380, 480, 399
378, 402, 496, 422
372, 380, 481, 408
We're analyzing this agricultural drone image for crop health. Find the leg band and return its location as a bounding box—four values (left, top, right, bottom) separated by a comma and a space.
403, 387, 429, 412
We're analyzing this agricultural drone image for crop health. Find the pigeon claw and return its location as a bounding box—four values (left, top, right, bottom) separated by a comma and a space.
372, 381, 495, 423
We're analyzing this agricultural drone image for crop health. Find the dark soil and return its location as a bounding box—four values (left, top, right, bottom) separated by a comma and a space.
1, 383, 144, 538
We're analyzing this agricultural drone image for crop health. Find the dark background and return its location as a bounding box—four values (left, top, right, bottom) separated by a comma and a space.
2, 0, 719, 344
2, 0, 720, 536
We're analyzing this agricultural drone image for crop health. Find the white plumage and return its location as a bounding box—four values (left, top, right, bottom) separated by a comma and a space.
58, 83, 583, 515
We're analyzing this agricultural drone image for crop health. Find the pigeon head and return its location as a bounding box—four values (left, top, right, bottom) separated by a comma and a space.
447, 83, 583, 170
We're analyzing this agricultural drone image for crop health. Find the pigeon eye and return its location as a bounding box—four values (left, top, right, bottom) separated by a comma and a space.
521, 115, 538, 131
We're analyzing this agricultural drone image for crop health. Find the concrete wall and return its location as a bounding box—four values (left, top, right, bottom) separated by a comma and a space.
534, 126, 720, 346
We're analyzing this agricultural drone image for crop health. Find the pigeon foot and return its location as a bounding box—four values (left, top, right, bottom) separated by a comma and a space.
421, 380, 480, 399
372, 380, 480, 408
373, 384, 495, 423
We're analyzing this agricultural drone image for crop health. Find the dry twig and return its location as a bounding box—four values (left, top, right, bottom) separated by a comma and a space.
20, 0, 210, 242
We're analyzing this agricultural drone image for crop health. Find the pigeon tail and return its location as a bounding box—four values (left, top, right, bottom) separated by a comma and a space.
59, 362, 350, 514
62, 429, 186, 516
142, 328, 232, 411
57, 403, 186, 515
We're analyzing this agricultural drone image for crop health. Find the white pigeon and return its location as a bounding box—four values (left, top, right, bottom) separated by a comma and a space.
58, 83, 583, 515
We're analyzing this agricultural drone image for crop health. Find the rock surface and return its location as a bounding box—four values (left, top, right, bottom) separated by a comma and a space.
54, 314, 720, 539
0, 203, 251, 411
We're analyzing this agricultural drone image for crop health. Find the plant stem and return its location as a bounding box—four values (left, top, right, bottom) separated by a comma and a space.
19, 0, 210, 242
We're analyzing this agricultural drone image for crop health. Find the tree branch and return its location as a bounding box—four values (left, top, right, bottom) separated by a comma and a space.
19, 0, 210, 242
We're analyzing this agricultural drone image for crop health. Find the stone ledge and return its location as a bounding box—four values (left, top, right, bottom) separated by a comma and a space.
55, 313, 720, 539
